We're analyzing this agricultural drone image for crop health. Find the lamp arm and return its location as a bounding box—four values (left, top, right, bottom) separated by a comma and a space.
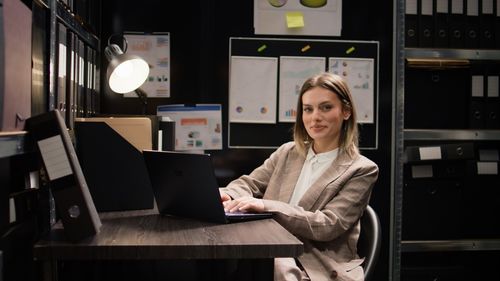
134, 88, 148, 115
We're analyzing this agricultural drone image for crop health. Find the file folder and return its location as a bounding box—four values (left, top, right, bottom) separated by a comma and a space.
25, 110, 101, 242
479, 0, 495, 48
434, 0, 450, 47
74, 117, 155, 212
419, 0, 435, 47
449, 0, 466, 48
465, 0, 480, 48
406, 0, 419, 47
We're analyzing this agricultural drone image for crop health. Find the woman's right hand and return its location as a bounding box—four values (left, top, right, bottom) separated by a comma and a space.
219, 190, 232, 203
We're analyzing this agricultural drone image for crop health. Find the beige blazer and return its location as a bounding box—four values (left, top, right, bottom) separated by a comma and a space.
221, 142, 379, 281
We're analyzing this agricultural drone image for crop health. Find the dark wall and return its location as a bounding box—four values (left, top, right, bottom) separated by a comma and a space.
100, 1, 393, 280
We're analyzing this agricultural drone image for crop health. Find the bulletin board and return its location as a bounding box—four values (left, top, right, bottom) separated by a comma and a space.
228, 37, 379, 149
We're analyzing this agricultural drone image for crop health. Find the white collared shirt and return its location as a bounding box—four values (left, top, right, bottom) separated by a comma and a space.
289, 147, 339, 206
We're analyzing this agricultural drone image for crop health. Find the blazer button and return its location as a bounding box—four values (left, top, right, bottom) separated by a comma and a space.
331, 270, 338, 278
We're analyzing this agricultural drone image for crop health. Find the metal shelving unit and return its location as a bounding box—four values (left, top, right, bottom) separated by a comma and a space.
391, 0, 406, 280
406, 48, 500, 60
393, 1, 500, 280
401, 239, 500, 252
0, 0, 100, 158
0, 131, 28, 158
404, 129, 500, 140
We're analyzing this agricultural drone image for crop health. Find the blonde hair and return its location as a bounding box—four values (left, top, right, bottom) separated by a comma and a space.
293, 72, 359, 157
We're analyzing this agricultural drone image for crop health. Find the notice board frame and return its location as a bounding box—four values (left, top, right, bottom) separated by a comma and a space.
228, 37, 379, 149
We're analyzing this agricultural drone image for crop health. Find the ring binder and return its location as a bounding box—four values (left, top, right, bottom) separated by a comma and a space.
25, 110, 101, 242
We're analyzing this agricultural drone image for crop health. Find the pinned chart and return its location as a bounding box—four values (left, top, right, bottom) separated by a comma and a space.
228, 37, 379, 149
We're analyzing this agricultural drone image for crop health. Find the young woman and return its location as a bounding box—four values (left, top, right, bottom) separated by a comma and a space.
220, 72, 379, 281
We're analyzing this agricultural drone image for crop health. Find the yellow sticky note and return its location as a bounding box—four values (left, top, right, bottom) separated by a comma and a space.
286, 12, 304, 28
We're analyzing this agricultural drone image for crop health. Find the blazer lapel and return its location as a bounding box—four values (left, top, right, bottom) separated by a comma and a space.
278, 150, 305, 203
298, 152, 354, 211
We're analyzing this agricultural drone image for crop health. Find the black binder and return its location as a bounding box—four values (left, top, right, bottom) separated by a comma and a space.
462, 170, 500, 237
419, 0, 435, 47
405, 160, 469, 179
405, 142, 475, 162
444, 142, 476, 160
77, 38, 85, 118
57, 22, 67, 115
31, 0, 49, 116
468, 69, 486, 128
465, 0, 481, 48
434, 0, 450, 47
402, 266, 466, 281
485, 71, 500, 128
25, 110, 101, 242
495, 0, 500, 47
406, 0, 420, 47
405, 67, 469, 129
479, 0, 496, 48
449, 0, 466, 48
402, 179, 463, 240
67, 31, 77, 129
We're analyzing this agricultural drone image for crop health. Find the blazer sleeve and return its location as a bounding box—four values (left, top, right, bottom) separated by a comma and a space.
264, 157, 379, 242
220, 142, 294, 199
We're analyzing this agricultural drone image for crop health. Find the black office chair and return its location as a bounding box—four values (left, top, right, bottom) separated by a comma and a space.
358, 205, 382, 281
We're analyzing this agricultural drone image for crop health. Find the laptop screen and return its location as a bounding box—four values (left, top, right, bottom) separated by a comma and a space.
143, 150, 228, 223
143, 150, 273, 224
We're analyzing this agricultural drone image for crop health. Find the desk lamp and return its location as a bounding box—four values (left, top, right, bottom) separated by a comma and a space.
104, 34, 150, 114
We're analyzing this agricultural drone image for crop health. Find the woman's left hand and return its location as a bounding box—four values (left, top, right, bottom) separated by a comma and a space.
222, 196, 265, 213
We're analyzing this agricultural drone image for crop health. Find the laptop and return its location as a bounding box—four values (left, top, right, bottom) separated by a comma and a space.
142, 150, 273, 224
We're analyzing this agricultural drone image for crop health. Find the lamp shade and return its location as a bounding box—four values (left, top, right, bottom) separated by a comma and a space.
105, 44, 150, 94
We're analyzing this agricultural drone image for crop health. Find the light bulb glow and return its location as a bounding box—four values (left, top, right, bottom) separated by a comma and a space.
108, 58, 150, 93
114, 61, 134, 78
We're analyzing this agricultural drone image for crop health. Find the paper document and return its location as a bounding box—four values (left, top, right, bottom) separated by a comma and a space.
38, 135, 73, 180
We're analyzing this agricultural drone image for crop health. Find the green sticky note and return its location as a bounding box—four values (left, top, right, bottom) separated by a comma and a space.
286, 12, 304, 28
346, 47, 356, 54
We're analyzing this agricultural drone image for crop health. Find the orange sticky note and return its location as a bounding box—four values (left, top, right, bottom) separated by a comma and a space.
286, 12, 304, 28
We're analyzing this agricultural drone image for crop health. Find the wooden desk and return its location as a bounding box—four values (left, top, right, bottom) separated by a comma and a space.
34, 210, 303, 281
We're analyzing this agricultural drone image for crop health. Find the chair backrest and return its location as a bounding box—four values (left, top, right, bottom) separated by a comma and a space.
358, 205, 382, 281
